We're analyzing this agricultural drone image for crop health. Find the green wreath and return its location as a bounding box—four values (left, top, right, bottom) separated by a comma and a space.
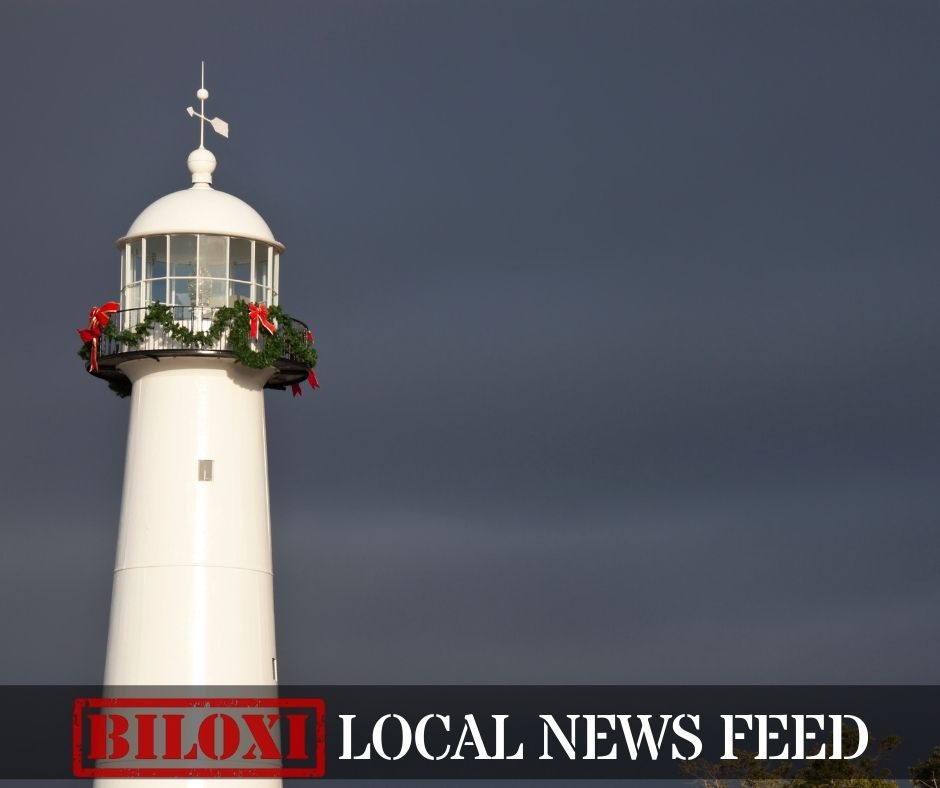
78, 301, 317, 397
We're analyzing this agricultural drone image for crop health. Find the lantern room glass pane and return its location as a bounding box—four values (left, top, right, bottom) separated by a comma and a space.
147, 279, 166, 304
170, 278, 195, 307
230, 281, 251, 303
170, 234, 196, 277
199, 235, 227, 279
198, 278, 227, 308
125, 283, 140, 309
146, 236, 167, 279
137, 234, 282, 309
255, 243, 270, 290
230, 238, 251, 283
128, 240, 142, 283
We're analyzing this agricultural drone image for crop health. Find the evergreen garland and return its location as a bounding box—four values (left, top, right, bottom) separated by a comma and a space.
78, 301, 317, 397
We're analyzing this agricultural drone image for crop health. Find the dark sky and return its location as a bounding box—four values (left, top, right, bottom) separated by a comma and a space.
1, 0, 939, 703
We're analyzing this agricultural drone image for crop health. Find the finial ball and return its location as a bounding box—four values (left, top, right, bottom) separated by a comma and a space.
197, 88, 209, 101
188, 147, 217, 185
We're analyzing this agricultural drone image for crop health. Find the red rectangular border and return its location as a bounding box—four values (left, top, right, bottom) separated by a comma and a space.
73, 697, 325, 778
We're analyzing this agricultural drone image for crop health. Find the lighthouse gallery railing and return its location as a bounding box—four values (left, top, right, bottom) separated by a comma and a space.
96, 305, 311, 364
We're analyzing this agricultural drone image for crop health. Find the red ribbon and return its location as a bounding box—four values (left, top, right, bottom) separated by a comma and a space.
306, 330, 314, 343
78, 325, 101, 372
248, 303, 276, 339
292, 369, 319, 398
78, 301, 120, 373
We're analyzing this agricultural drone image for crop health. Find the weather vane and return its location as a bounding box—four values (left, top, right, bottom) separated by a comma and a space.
186, 61, 229, 146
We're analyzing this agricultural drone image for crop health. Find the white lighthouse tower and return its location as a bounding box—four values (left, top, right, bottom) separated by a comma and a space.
79, 66, 317, 785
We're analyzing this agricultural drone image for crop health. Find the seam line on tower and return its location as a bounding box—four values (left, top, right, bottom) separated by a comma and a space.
113, 564, 275, 576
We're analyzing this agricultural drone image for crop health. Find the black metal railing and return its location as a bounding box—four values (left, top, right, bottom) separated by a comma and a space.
97, 305, 311, 365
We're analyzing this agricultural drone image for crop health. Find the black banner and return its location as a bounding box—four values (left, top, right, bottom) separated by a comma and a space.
5, 685, 940, 779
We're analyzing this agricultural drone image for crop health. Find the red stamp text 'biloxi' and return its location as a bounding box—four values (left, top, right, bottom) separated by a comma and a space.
72, 697, 325, 778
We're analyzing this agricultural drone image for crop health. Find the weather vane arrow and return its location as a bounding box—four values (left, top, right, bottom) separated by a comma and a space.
187, 62, 229, 144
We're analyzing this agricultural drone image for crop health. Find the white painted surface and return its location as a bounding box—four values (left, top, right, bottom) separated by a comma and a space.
119, 187, 282, 250
187, 147, 218, 185
97, 356, 281, 788
104, 356, 277, 684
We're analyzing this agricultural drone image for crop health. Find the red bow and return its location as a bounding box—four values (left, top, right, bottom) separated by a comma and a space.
89, 301, 120, 331
248, 303, 276, 339
291, 369, 320, 398
78, 301, 120, 373
306, 330, 314, 343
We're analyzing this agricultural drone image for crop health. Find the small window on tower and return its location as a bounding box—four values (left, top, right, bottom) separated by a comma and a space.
198, 460, 213, 482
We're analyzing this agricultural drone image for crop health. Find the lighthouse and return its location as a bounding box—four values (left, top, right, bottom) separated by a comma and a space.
78, 66, 317, 783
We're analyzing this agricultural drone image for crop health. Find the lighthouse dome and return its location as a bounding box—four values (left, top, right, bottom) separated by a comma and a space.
118, 186, 282, 251
115, 151, 285, 315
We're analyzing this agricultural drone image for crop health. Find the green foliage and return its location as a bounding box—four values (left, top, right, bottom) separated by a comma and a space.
683, 728, 901, 788
680, 748, 792, 788
787, 731, 898, 788
78, 301, 317, 397
911, 746, 940, 788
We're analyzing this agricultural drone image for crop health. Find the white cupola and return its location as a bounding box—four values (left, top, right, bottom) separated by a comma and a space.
115, 69, 282, 314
